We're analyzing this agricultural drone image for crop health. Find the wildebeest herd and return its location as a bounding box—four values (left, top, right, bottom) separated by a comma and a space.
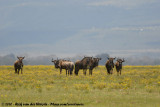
14, 56, 125, 76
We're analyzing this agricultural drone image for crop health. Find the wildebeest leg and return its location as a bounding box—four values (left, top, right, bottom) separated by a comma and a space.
70, 68, 72, 76
18, 69, 20, 74
15, 68, 17, 74
60, 69, 62, 74
83, 69, 86, 75
120, 69, 121, 75
75, 70, 77, 75
68, 68, 70, 76
76, 69, 79, 75
75, 67, 79, 76
66, 69, 67, 76
70, 65, 73, 75
117, 70, 119, 76
89, 69, 92, 75
70, 68, 72, 75
107, 69, 110, 74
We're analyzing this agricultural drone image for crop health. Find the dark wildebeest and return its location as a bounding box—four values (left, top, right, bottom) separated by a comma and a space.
52, 58, 74, 76
14, 56, 25, 74
105, 57, 116, 74
115, 58, 125, 75
74, 56, 92, 76
89, 57, 101, 75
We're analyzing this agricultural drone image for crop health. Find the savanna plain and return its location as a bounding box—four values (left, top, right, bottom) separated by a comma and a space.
0, 65, 160, 107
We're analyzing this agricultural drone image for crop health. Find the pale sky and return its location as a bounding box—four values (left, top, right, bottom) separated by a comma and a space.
0, 0, 160, 57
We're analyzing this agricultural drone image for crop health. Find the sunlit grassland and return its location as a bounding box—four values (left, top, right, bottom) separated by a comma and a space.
0, 65, 160, 107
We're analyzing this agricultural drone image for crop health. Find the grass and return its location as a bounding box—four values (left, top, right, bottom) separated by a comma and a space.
0, 65, 160, 107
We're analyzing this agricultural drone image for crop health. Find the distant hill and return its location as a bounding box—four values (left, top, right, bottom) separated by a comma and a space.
0, 53, 160, 65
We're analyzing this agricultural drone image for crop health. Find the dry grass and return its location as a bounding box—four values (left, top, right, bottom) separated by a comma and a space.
0, 65, 160, 107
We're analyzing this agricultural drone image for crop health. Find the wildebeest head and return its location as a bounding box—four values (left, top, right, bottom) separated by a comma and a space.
116, 58, 125, 66
92, 57, 101, 67
107, 57, 116, 67
52, 58, 60, 68
82, 56, 92, 65
17, 56, 25, 62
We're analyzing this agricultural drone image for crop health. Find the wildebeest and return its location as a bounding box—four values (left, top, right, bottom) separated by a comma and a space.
74, 56, 92, 75
105, 57, 116, 74
52, 58, 60, 69
14, 56, 25, 74
115, 58, 125, 75
52, 58, 74, 76
89, 57, 101, 75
